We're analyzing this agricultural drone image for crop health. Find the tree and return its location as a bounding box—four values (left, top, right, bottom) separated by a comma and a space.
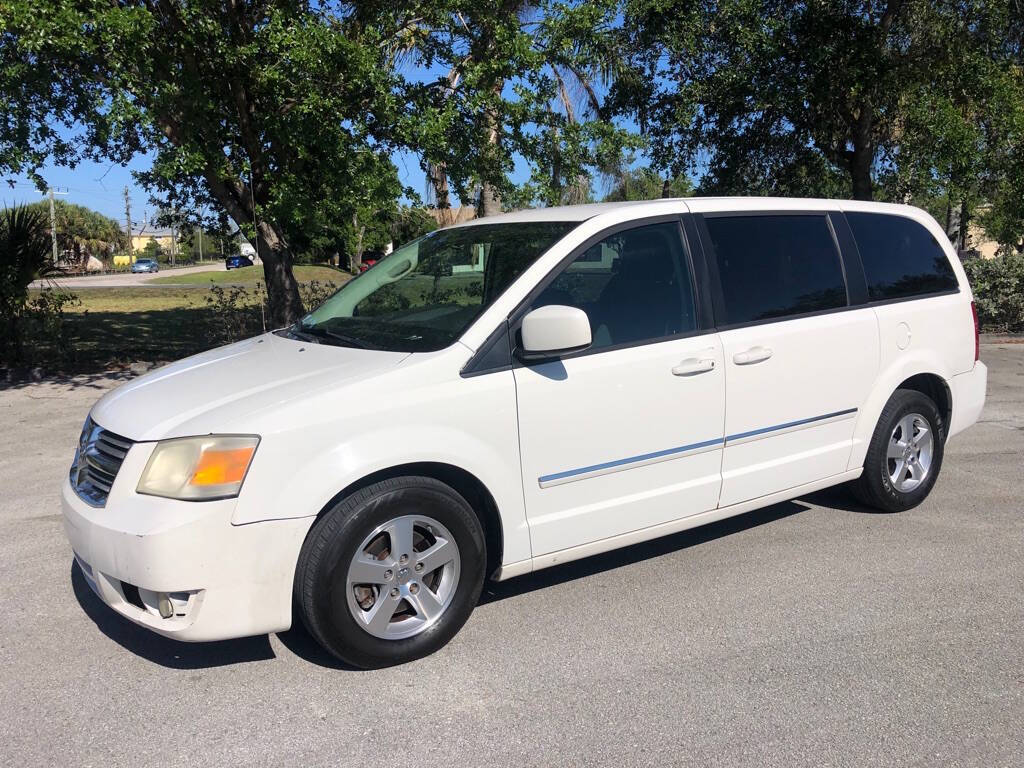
0, 204, 61, 362
0, 1, 464, 325
392, 206, 438, 246
416, 0, 639, 216
613, 0, 1018, 202
141, 239, 163, 262
603, 166, 692, 202
25, 200, 125, 268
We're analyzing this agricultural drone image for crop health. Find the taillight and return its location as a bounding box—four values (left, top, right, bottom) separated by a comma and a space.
971, 300, 980, 362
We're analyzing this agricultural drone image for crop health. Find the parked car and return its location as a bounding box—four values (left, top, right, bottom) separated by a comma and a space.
225, 255, 254, 270
357, 252, 386, 272
63, 198, 986, 669
129, 258, 159, 273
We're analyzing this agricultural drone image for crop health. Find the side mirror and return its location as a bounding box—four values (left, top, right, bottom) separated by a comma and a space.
518, 305, 592, 361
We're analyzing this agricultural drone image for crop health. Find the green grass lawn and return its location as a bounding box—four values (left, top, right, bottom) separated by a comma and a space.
150, 264, 348, 285
21, 274, 348, 374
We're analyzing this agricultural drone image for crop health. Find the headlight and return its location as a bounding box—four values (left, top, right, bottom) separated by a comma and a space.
137, 435, 259, 501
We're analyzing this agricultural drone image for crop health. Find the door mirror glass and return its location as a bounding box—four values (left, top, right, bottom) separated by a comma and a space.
519, 305, 592, 360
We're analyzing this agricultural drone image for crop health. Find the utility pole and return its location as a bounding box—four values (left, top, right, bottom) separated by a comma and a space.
170, 211, 178, 267
123, 187, 133, 263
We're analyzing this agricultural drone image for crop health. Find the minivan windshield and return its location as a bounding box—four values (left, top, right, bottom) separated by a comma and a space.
293, 221, 577, 352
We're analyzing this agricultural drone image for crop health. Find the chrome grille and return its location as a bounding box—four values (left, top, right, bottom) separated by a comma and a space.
70, 418, 134, 507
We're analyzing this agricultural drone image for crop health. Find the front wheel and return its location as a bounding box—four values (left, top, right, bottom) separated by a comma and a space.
294, 476, 486, 668
851, 388, 946, 512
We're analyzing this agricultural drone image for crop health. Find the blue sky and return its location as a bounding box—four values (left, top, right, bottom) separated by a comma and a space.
2, 140, 549, 234
1, 147, 445, 233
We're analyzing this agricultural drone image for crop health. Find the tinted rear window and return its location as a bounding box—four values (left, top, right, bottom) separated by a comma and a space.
846, 212, 958, 300
703, 214, 847, 325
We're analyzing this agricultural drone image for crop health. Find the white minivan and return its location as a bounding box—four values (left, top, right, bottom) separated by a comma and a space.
62, 198, 987, 667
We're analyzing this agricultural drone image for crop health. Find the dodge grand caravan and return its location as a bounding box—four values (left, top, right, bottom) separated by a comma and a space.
62, 198, 987, 668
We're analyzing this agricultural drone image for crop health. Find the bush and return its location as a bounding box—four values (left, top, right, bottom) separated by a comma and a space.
1, 204, 66, 365
203, 283, 267, 345
963, 252, 1024, 333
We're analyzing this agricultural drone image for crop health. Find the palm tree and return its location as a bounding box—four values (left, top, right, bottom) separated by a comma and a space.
0, 204, 62, 362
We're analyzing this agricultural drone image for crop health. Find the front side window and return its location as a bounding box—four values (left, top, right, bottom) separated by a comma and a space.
531, 221, 697, 350
703, 214, 847, 325
296, 221, 577, 352
846, 212, 958, 301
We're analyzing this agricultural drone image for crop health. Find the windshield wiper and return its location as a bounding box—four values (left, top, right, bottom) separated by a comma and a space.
285, 326, 321, 344
296, 324, 377, 349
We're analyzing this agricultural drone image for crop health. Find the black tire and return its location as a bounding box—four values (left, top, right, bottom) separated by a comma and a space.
851, 388, 946, 512
294, 476, 486, 668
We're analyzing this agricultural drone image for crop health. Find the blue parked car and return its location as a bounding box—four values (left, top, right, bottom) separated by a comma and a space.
225, 255, 254, 270
130, 258, 159, 273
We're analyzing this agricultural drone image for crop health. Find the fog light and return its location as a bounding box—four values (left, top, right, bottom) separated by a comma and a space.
157, 593, 174, 619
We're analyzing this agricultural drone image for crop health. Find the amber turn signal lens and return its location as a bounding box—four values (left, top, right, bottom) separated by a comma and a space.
190, 447, 256, 486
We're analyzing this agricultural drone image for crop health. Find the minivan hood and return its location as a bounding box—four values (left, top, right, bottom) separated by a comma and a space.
90, 333, 410, 441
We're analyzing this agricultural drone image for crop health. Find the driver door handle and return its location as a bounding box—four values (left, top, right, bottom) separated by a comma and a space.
732, 346, 773, 365
672, 357, 716, 376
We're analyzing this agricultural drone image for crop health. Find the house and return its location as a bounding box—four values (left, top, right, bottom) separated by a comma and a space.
130, 230, 175, 254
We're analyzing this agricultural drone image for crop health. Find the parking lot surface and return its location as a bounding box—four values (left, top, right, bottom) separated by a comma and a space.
1, 342, 1021, 767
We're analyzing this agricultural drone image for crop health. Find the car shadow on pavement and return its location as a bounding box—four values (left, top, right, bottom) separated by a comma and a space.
71, 499, 816, 671
477, 499, 811, 606
800, 485, 890, 514
71, 561, 276, 669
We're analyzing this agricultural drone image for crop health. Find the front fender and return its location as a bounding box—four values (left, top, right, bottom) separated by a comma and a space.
230, 359, 530, 568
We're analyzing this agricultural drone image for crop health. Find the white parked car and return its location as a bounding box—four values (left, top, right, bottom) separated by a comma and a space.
63, 198, 987, 668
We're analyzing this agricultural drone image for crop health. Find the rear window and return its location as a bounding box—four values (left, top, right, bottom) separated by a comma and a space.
703, 214, 847, 325
846, 212, 958, 301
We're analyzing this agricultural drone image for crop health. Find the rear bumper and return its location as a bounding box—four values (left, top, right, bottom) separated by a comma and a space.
62, 463, 314, 642
948, 361, 987, 439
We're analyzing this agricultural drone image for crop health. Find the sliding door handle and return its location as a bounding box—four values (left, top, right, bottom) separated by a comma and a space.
672, 357, 716, 376
733, 346, 773, 365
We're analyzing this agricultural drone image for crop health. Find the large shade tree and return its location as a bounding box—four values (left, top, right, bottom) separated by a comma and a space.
612, 0, 1021, 204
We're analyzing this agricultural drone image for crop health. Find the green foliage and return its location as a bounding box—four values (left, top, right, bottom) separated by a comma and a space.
391, 207, 438, 248
613, 0, 1021, 206
0, 204, 66, 363
203, 283, 266, 345
964, 253, 1024, 332
141, 240, 163, 262
23, 200, 126, 265
24, 287, 81, 365
603, 166, 692, 202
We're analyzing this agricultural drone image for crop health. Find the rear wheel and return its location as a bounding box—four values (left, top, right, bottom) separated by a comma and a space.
295, 476, 486, 668
851, 388, 946, 512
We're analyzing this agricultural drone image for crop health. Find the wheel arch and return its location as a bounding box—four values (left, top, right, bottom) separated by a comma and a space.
310, 462, 505, 580
848, 355, 955, 471
896, 373, 952, 439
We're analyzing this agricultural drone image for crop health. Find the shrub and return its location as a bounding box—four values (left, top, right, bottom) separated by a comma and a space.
1, 204, 65, 365
204, 283, 266, 344
299, 279, 338, 310
963, 252, 1024, 333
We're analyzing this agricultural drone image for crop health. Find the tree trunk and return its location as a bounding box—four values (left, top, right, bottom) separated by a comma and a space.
479, 183, 502, 217
478, 80, 504, 218
199, 168, 303, 326
958, 198, 969, 252
849, 143, 874, 201
351, 212, 365, 272
255, 221, 303, 328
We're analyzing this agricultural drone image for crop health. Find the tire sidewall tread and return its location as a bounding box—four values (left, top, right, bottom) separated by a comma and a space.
294, 476, 486, 668
854, 388, 946, 513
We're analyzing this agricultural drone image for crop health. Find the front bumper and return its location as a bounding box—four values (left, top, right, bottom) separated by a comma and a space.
61, 442, 315, 642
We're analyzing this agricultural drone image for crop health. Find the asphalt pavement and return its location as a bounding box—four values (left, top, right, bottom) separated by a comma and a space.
31, 262, 223, 288
0, 341, 1021, 767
